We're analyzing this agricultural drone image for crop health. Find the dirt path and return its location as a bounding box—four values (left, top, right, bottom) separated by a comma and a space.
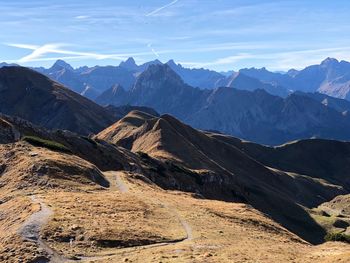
19, 195, 66, 263
111, 171, 192, 240
76, 171, 193, 262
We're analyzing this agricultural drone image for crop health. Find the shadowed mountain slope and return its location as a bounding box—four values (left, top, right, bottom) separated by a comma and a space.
0, 66, 116, 135
209, 134, 350, 191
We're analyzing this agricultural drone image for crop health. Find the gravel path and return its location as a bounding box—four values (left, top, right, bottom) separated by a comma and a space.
19, 195, 66, 263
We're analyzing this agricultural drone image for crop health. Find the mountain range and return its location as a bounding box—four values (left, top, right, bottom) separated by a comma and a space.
26, 57, 350, 102
95, 64, 350, 145
241, 57, 350, 99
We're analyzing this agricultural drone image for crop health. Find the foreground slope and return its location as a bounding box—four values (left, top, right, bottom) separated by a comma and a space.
0, 66, 116, 135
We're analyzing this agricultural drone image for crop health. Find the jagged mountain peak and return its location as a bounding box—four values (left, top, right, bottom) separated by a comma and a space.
320, 57, 339, 67
166, 59, 177, 67
135, 63, 185, 86
119, 57, 138, 70
50, 59, 74, 71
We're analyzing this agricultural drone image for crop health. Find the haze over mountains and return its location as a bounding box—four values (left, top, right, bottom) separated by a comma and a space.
27, 57, 350, 102
2, 58, 350, 145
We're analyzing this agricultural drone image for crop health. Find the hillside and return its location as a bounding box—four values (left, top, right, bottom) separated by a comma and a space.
0, 66, 116, 135
207, 133, 350, 190
96, 110, 349, 243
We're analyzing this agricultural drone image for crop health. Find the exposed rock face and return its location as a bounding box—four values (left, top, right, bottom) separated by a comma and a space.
0, 66, 116, 135
0, 117, 20, 143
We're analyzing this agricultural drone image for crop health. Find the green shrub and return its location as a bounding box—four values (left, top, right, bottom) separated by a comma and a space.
23, 136, 71, 153
324, 232, 350, 243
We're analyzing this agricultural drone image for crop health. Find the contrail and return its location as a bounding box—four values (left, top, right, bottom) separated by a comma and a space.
145, 0, 179, 17
147, 43, 160, 57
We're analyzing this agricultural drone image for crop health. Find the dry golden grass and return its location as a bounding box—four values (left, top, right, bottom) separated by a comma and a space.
1, 142, 350, 262
41, 190, 187, 259
57, 172, 349, 263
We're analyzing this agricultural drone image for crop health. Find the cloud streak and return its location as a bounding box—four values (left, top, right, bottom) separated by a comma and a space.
6, 43, 157, 63
145, 0, 179, 17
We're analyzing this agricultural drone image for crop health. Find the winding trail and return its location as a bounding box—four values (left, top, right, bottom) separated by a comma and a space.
18, 173, 193, 262
113, 171, 192, 241
19, 195, 66, 263
76, 171, 193, 262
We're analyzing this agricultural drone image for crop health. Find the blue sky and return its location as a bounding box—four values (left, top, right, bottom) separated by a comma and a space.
1, 0, 350, 71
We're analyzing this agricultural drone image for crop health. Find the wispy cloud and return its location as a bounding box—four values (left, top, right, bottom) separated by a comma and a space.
7, 43, 115, 63
75, 15, 90, 19
145, 0, 179, 17
6, 43, 156, 63
178, 46, 350, 70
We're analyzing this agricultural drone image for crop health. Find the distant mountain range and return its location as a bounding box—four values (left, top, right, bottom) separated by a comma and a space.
241, 57, 350, 100
14, 56, 349, 102
96, 64, 350, 145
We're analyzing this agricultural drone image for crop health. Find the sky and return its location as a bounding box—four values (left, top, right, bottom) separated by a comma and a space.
1, 0, 350, 71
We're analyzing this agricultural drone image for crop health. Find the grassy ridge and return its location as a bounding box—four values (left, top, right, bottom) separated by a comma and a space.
23, 136, 71, 153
